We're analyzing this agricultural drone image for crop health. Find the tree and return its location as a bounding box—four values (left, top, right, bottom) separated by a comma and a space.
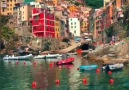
84, 0, 103, 9
0, 15, 9, 26
2, 26, 15, 41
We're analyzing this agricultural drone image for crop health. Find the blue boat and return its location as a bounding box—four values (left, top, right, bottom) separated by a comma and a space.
79, 65, 98, 71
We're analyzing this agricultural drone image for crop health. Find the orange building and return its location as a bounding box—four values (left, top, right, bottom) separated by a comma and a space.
69, 5, 77, 12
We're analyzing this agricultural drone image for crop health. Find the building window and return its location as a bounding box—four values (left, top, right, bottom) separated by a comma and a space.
74, 30, 76, 34
46, 20, 48, 24
75, 26, 76, 28
71, 26, 73, 28
71, 22, 73, 25
71, 19, 72, 21
7, 0, 9, 2
10, 0, 12, 2
75, 22, 76, 24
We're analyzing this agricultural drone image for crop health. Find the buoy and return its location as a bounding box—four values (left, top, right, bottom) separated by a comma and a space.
23, 61, 26, 65
108, 71, 112, 75
55, 79, 60, 85
96, 69, 100, 74
82, 78, 87, 85
109, 79, 114, 84
32, 82, 37, 89
59, 66, 62, 69
34, 62, 37, 65
49, 63, 54, 68
16, 60, 19, 64
9, 61, 11, 63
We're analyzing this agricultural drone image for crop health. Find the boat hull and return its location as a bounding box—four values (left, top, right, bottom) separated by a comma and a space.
3, 54, 33, 60
57, 58, 74, 65
102, 63, 124, 72
79, 65, 98, 71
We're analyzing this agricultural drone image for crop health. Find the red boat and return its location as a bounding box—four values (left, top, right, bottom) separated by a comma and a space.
57, 58, 74, 65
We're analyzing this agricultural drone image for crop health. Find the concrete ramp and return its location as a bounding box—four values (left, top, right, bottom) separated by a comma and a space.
52, 41, 81, 54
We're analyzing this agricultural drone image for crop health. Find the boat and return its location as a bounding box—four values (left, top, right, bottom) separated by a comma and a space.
33, 55, 45, 59
56, 58, 74, 65
45, 54, 62, 58
67, 52, 77, 55
79, 65, 98, 71
3, 54, 33, 60
102, 63, 124, 72
34, 54, 62, 59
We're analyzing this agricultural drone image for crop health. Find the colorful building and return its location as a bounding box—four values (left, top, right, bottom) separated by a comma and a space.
32, 8, 55, 38
69, 5, 77, 12
93, 9, 104, 43
1, 0, 24, 15
81, 18, 88, 33
16, 4, 32, 26
68, 18, 80, 37
55, 17, 60, 38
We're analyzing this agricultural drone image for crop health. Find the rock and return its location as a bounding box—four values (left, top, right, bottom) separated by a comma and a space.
123, 54, 129, 59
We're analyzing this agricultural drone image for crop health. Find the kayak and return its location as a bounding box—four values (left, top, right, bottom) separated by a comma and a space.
79, 65, 98, 70
56, 58, 74, 65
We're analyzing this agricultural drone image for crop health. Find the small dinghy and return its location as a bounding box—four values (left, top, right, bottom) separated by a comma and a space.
79, 65, 98, 71
45, 54, 62, 58
56, 58, 74, 65
3, 54, 33, 60
102, 63, 124, 72
34, 54, 62, 59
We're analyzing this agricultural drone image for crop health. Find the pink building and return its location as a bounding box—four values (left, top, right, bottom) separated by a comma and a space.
31, 8, 55, 38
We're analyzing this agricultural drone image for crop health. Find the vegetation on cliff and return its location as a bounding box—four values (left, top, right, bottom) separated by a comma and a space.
84, 0, 103, 9
0, 15, 18, 52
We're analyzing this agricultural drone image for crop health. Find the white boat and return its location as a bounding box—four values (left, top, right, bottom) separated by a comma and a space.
45, 54, 61, 58
34, 54, 62, 59
102, 63, 124, 72
3, 54, 33, 60
33, 55, 45, 59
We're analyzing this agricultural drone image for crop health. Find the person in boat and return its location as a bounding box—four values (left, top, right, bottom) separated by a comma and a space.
62, 53, 70, 60
24, 47, 29, 55
105, 65, 110, 72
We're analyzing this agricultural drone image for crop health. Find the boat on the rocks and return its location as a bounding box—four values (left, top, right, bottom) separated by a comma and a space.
56, 57, 74, 65
102, 63, 124, 72
3, 54, 33, 60
34, 54, 62, 59
79, 65, 98, 71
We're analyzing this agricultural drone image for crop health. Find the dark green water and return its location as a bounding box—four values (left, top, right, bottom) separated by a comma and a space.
0, 55, 129, 90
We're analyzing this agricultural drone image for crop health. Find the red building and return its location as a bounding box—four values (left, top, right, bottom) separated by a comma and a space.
32, 8, 55, 38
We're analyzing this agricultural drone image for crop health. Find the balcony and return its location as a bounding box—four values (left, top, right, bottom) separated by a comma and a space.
33, 26, 44, 33
32, 8, 45, 15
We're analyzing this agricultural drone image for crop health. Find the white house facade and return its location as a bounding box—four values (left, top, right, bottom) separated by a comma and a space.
68, 18, 80, 37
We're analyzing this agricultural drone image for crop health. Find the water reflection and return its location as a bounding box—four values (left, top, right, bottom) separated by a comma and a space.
0, 55, 129, 90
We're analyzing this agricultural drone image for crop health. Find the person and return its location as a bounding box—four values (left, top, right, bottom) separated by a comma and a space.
106, 65, 110, 72
62, 53, 69, 60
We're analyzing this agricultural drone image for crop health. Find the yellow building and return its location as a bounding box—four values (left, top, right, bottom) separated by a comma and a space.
1, 0, 23, 15
17, 4, 32, 25
104, 0, 111, 7
55, 18, 60, 38
52, 0, 58, 6
69, 5, 77, 12
81, 20, 88, 33
35, 0, 42, 2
